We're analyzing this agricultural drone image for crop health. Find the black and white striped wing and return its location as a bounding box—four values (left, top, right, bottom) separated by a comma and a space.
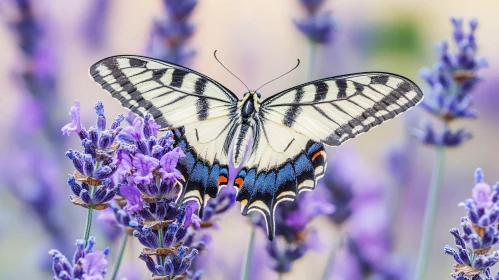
234, 72, 422, 239
89, 55, 239, 209
261, 72, 423, 145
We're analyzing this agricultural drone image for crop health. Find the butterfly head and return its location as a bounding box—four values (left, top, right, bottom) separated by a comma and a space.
243, 91, 261, 99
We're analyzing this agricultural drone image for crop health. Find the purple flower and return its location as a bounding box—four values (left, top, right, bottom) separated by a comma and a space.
257, 189, 335, 274
183, 200, 200, 229
294, 11, 335, 44
473, 182, 493, 209
294, 0, 335, 45
49, 237, 109, 280
285, 191, 335, 231
80, 251, 108, 280
147, 0, 198, 64
417, 18, 487, 147
61, 100, 83, 136
144, 114, 162, 138
158, 147, 185, 180
132, 154, 159, 184
139, 246, 199, 277
445, 169, 499, 279
119, 117, 143, 143
120, 180, 143, 214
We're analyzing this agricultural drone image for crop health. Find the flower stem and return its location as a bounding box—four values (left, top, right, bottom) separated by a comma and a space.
158, 228, 165, 265
240, 225, 256, 280
83, 207, 93, 245
278, 272, 283, 280
320, 228, 342, 280
110, 233, 129, 280
415, 144, 446, 280
308, 41, 317, 80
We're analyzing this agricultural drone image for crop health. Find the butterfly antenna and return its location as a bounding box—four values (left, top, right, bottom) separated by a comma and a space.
214, 50, 250, 92
255, 59, 300, 92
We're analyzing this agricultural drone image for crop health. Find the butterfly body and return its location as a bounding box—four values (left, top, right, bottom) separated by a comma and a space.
90, 55, 423, 240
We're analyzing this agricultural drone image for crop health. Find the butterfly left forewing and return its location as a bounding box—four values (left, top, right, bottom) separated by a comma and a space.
90, 55, 239, 213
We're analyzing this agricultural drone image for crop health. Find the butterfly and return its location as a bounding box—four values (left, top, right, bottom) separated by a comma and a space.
89, 54, 423, 240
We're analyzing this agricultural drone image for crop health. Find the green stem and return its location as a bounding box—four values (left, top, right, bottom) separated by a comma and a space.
320, 228, 342, 280
308, 41, 317, 80
110, 233, 129, 280
240, 225, 256, 280
278, 273, 283, 280
415, 144, 446, 280
83, 207, 93, 245
158, 228, 165, 265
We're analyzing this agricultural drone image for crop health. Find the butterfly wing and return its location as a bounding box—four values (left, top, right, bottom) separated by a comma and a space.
261, 72, 423, 145
235, 72, 423, 239
89, 55, 239, 209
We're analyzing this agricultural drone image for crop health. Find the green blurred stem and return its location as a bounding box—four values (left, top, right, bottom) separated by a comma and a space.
240, 225, 256, 280
308, 42, 317, 80
83, 207, 93, 246
320, 228, 342, 280
110, 233, 129, 280
278, 273, 283, 280
415, 144, 446, 280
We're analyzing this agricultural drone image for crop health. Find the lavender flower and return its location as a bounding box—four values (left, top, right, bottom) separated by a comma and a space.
114, 113, 206, 278
416, 17, 487, 147
139, 246, 199, 278
332, 177, 407, 280
49, 236, 109, 280
445, 169, 499, 279
294, 0, 335, 44
81, 0, 110, 49
318, 147, 357, 226
2, 0, 72, 269
63, 101, 123, 209
148, 0, 198, 65
258, 191, 334, 275
416, 17, 488, 280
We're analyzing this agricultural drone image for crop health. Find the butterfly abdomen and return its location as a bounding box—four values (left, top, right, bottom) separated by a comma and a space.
233, 124, 251, 168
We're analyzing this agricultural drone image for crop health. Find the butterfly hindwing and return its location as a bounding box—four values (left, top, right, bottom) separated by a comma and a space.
90, 55, 239, 211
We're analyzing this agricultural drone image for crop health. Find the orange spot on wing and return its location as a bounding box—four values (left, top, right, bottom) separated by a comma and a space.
312, 151, 324, 161
235, 177, 244, 189
218, 175, 228, 186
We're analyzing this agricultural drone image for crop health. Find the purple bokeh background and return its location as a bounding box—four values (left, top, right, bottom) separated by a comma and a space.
0, 0, 498, 279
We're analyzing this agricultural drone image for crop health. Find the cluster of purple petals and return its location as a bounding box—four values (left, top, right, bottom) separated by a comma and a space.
200, 187, 236, 224
259, 190, 334, 273
139, 246, 199, 278
337, 184, 406, 279
416, 17, 487, 147
63, 101, 123, 207
294, 0, 335, 44
445, 169, 499, 279
49, 236, 109, 280
318, 148, 356, 226
114, 112, 206, 278
444, 168, 499, 280
148, 0, 198, 64
97, 201, 134, 241
324, 148, 407, 279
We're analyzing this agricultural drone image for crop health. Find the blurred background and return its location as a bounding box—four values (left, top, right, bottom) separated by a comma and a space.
0, 0, 497, 279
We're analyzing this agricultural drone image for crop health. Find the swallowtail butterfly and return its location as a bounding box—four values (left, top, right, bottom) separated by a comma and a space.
90, 55, 423, 240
